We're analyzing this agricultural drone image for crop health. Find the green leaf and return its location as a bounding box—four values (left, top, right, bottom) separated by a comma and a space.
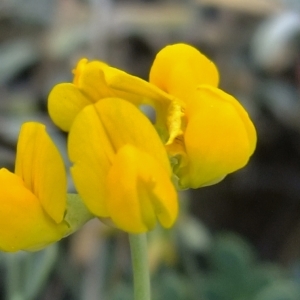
210, 232, 255, 277
153, 271, 191, 300
253, 280, 300, 300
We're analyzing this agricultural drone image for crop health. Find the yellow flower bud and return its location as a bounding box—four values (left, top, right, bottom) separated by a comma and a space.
0, 123, 68, 251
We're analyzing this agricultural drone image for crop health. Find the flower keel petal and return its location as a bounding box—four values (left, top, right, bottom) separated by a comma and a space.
107, 145, 178, 233
0, 169, 67, 251
15, 122, 67, 223
177, 86, 256, 188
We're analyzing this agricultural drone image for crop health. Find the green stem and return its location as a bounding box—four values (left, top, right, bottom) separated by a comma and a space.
129, 233, 151, 300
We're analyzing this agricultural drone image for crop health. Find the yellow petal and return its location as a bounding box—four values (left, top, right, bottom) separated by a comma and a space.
48, 60, 116, 132
107, 144, 178, 233
0, 169, 67, 252
104, 65, 187, 138
177, 86, 257, 189
73, 59, 156, 105
69, 98, 172, 218
149, 43, 219, 102
76, 60, 115, 100
48, 83, 91, 131
15, 122, 67, 223
68, 104, 113, 217
105, 66, 176, 105
72, 58, 88, 86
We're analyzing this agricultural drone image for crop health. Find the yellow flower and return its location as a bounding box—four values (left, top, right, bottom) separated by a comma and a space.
149, 44, 256, 188
68, 98, 178, 233
0, 122, 68, 252
48, 57, 177, 135
48, 43, 256, 190
108, 44, 257, 189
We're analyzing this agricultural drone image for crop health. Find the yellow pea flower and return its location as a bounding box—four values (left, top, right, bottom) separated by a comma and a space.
48, 58, 167, 132
148, 44, 256, 188
0, 122, 68, 252
48, 43, 256, 190
48, 56, 180, 140
108, 44, 257, 189
68, 98, 178, 233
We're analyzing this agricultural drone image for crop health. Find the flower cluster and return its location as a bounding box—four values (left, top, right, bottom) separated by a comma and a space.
1, 43, 256, 251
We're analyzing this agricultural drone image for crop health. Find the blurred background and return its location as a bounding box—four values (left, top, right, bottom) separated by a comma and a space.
1, 0, 300, 299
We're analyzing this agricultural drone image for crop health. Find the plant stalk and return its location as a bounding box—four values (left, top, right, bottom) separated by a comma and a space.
129, 233, 151, 300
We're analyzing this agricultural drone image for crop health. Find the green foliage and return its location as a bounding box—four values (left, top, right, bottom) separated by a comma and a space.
192, 232, 299, 300
253, 281, 300, 300
110, 283, 133, 300
152, 271, 191, 300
